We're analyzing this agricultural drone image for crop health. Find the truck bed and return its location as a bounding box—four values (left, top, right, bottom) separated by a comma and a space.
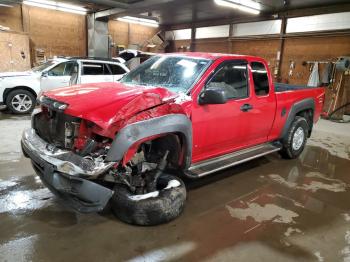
274, 82, 321, 93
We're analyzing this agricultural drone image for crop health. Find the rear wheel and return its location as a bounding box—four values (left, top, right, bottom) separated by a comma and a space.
280, 116, 309, 159
6, 89, 36, 114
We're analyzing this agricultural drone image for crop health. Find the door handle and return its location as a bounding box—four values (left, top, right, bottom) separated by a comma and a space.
240, 104, 253, 112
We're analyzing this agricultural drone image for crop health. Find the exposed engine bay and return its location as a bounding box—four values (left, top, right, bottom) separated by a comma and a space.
31, 105, 174, 195
105, 145, 170, 195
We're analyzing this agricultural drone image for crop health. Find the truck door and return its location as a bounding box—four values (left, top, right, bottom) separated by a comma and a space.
191, 60, 253, 162
247, 61, 276, 144
40, 62, 75, 91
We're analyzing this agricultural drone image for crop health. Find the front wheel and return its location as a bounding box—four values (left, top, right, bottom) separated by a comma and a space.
280, 116, 309, 159
6, 89, 36, 114
111, 174, 186, 226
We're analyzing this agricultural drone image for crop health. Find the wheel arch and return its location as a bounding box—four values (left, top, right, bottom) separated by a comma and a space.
105, 114, 193, 169
280, 98, 315, 141
4, 86, 38, 103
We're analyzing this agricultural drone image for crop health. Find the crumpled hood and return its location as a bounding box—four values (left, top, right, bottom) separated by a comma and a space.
0, 71, 35, 78
43, 82, 182, 129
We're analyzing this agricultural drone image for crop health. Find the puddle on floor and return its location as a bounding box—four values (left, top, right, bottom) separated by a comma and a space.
225, 202, 299, 224
0, 144, 350, 261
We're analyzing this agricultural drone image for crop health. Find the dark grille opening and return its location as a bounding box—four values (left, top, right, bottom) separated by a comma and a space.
33, 108, 81, 149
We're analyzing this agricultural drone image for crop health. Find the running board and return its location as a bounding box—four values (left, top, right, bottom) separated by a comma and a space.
187, 142, 282, 178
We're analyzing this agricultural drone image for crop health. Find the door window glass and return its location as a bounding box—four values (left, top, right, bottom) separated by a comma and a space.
108, 64, 126, 75
64, 62, 76, 76
47, 62, 77, 76
251, 62, 269, 96
82, 62, 105, 75
48, 62, 66, 76
102, 63, 112, 75
207, 63, 248, 99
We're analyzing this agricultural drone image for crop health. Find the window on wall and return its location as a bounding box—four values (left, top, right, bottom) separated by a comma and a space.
251, 62, 269, 96
207, 62, 249, 99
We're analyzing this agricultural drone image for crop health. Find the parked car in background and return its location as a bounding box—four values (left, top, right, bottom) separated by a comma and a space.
114, 49, 155, 70
0, 57, 129, 114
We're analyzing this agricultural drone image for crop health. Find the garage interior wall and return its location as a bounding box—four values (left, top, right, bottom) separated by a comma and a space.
0, 5, 22, 31
0, 31, 31, 72
0, 5, 158, 71
167, 13, 350, 114
21, 5, 87, 58
108, 20, 158, 56
171, 34, 350, 83
176, 35, 350, 114
0, 5, 86, 71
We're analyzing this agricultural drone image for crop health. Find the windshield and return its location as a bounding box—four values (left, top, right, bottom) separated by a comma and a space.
121, 56, 210, 93
32, 61, 56, 72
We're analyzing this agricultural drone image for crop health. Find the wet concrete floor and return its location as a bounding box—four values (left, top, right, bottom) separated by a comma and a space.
1, 111, 350, 261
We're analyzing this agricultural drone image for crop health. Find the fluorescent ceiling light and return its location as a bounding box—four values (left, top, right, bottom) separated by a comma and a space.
117, 16, 159, 28
0, 3, 13, 7
214, 0, 261, 15
23, 0, 87, 15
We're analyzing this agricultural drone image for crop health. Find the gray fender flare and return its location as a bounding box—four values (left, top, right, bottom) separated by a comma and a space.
280, 98, 315, 140
105, 114, 193, 168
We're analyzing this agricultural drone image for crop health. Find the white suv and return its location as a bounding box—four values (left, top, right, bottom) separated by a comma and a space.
0, 57, 130, 114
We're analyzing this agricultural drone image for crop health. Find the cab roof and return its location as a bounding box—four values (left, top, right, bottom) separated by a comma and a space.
162, 52, 263, 61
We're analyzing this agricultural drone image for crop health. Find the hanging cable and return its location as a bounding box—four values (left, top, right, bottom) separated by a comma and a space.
325, 102, 350, 123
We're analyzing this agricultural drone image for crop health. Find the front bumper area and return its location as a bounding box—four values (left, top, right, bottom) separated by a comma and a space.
21, 128, 114, 213
22, 128, 114, 177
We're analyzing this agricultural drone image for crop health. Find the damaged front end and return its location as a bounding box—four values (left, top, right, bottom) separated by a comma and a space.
22, 104, 117, 212
22, 91, 191, 213
22, 128, 114, 178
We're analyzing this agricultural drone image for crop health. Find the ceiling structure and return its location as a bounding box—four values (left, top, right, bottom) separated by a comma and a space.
3, 0, 350, 25
79, 0, 350, 25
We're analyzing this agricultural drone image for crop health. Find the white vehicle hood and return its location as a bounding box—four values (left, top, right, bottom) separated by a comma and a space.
0, 71, 35, 78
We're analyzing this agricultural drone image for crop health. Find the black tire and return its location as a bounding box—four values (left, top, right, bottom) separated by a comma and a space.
111, 174, 186, 226
6, 89, 36, 114
280, 116, 309, 159
97, 201, 112, 215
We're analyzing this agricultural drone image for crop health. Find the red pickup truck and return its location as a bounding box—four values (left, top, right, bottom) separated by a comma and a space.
21, 53, 325, 225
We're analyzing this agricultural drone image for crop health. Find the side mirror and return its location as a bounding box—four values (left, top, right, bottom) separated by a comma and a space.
41, 71, 48, 77
198, 88, 227, 105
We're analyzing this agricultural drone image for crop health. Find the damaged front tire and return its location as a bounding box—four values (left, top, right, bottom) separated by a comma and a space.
111, 174, 186, 226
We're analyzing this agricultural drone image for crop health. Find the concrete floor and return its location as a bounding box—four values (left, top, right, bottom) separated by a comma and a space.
0, 112, 350, 262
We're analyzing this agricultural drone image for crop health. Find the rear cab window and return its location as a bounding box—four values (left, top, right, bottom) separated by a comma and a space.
251, 61, 270, 96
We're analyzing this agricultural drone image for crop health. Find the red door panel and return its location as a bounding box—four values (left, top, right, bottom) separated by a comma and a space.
191, 60, 252, 162
190, 58, 277, 164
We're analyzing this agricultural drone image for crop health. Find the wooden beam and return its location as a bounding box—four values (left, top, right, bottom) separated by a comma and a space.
190, 27, 196, 52
281, 3, 350, 18
276, 16, 287, 82
228, 23, 233, 53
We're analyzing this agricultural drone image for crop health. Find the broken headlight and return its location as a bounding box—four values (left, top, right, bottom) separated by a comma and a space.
39, 96, 68, 111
